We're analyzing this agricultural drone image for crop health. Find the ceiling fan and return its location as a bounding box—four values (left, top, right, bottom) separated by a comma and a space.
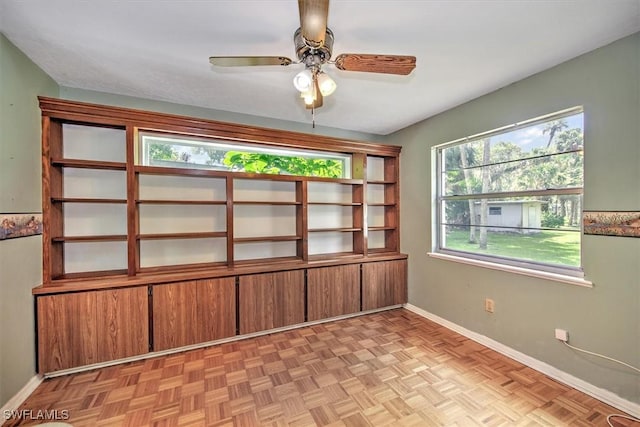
209, 0, 416, 121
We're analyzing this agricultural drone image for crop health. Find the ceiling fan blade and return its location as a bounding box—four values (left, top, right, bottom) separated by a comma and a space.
298, 0, 329, 48
334, 54, 416, 75
209, 56, 293, 67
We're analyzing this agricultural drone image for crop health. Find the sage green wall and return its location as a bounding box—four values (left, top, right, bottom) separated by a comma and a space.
0, 34, 58, 406
59, 87, 385, 143
391, 32, 640, 404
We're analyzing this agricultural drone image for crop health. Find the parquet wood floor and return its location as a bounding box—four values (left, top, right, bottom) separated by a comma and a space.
3, 309, 637, 426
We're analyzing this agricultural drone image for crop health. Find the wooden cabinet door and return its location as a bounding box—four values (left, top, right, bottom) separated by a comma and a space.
38, 292, 97, 372
153, 281, 198, 350
37, 286, 148, 373
239, 271, 304, 334
307, 264, 360, 321
96, 287, 149, 361
197, 277, 236, 343
153, 278, 236, 351
362, 259, 407, 310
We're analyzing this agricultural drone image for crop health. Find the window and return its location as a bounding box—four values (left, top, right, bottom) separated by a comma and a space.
434, 108, 584, 276
139, 132, 351, 178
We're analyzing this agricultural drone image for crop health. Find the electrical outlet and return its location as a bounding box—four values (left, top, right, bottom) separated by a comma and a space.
555, 328, 569, 342
485, 298, 495, 313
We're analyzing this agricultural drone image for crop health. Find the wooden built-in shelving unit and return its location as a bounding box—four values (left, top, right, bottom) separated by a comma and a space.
34, 97, 407, 374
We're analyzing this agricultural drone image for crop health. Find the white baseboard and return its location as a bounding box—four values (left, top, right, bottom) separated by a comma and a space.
404, 303, 640, 418
0, 375, 43, 415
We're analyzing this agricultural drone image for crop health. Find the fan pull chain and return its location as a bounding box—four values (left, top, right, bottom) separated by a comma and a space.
311, 71, 317, 128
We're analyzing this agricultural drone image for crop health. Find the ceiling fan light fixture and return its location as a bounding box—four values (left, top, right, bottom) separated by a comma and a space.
317, 72, 336, 96
301, 89, 315, 105
293, 69, 314, 92
210, 1, 416, 122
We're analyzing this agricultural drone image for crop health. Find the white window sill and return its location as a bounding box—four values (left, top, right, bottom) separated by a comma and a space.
427, 252, 593, 288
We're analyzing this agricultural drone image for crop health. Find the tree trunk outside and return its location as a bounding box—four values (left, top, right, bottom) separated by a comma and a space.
571, 196, 580, 226
460, 146, 477, 243
479, 138, 491, 250
559, 196, 567, 223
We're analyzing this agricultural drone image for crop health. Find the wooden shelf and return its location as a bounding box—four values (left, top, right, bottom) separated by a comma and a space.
137, 232, 227, 240
367, 202, 396, 207
52, 235, 127, 243
307, 252, 364, 262
233, 256, 303, 267
136, 199, 226, 205
51, 269, 129, 281
233, 201, 301, 206
367, 180, 396, 184
306, 177, 364, 184
138, 261, 228, 275
307, 202, 362, 206
40, 97, 402, 284
308, 228, 362, 233
367, 248, 399, 255
135, 165, 229, 177
236, 174, 363, 184
52, 197, 127, 204
35, 253, 407, 294
234, 235, 301, 243
51, 158, 126, 170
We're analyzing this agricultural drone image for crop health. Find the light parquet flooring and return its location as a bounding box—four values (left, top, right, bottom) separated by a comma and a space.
4, 309, 637, 427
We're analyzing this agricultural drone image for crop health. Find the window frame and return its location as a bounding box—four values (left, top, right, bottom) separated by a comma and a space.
138, 131, 352, 179
432, 107, 585, 278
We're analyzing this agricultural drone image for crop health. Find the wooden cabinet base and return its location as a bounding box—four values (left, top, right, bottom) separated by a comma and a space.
35, 258, 406, 374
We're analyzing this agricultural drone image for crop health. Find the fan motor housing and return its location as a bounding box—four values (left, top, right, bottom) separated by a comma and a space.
294, 27, 334, 65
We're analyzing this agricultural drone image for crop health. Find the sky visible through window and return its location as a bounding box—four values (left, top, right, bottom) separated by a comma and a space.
498, 114, 582, 151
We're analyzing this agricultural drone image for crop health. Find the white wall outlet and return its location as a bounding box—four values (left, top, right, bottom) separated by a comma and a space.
485, 298, 495, 313
555, 328, 569, 342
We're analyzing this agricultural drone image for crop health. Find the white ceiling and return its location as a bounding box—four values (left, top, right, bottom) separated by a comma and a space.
1, 1, 639, 135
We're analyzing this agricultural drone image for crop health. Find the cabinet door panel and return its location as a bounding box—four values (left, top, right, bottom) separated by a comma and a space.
153, 281, 198, 350
307, 265, 360, 321
362, 260, 407, 310
96, 287, 149, 361
37, 292, 97, 372
239, 271, 304, 334
198, 277, 236, 342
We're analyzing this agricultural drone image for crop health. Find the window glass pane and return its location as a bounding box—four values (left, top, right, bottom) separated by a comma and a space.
436, 109, 584, 273
140, 133, 350, 178
443, 150, 583, 196
442, 196, 582, 231
440, 225, 580, 268
442, 112, 583, 196
447, 113, 583, 168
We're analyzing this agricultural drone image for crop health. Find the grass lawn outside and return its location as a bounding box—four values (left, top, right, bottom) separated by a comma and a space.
443, 228, 581, 267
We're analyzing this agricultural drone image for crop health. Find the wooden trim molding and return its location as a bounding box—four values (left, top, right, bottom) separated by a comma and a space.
38, 97, 401, 157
